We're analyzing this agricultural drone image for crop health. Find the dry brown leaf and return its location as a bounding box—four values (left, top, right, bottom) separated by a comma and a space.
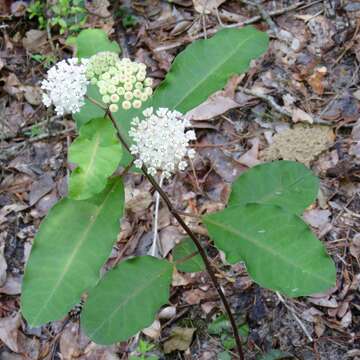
308, 296, 338, 308
303, 209, 331, 229
85, 0, 111, 17
185, 91, 239, 121
142, 319, 161, 340
159, 226, 184, 257
193, 0, 226, 14
22, 30, 47, 52
163, 327, 195, 354
22, 85, 42, 106
158, 306, 177, 320
0, 274, 22, 295
350, 233, 360, 260
0, 314, 22, 353
183, 288, 207, 305
237, 138, 261, 168
307, 66, 327, 95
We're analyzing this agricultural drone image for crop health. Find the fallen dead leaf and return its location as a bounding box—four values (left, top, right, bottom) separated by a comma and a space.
0, 274, 22, 295
237, 138, 261, 168
22, 85, 42, 106
350, 233, 360, 260
142, 319, 161, 340
186, 91, 239, 121
307, 66, 327, 95
183, 288, 207, 305
193, 0, 226, 14
163, 327, 195, 354
22, 30, 47, 52
158, 306, 176, 320
59, 322, 88, 359
303, 209, 331, 229
0, 313, 22, 353
85, 0, 111, 17
159, 226, 184, 257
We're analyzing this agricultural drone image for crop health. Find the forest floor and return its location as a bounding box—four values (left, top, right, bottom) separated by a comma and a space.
0, 0, 360, 359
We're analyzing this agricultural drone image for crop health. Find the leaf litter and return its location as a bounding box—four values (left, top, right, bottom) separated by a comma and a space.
1, 0, 360, 359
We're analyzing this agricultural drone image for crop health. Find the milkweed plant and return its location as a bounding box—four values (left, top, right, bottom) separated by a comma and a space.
21, 27, 336, 354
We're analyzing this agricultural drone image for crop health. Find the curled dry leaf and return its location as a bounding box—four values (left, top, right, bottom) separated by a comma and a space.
158, 306, 177, 320
142, 319, 161, 340
183, 288, 207, 305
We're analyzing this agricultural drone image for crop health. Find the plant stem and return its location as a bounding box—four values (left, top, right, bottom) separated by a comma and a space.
107, 112, 245, 360
150, 174, 164, 257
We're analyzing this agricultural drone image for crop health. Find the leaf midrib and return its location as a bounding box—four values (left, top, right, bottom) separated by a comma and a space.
31, 181, 117, 325
205, 216, 332, 285
88, 265, 170, 338
161, 30, 261, 111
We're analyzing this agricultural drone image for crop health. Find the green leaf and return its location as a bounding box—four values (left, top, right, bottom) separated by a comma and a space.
81, 256, 172, 345
173, 238, 205, 273
21, 178, 124, 327
113, 26, 269, 144
68, 117, 122, 200
75, 28, 120, 59
151, 26, 269, 113
203, 204, 336, 297
229, 161, 319, 215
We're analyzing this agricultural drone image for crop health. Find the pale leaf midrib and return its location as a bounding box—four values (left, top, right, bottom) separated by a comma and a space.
205, 217, 332, 285
32, 182, 117, 325
89, 266, 170, 338
165, 31, 261, 111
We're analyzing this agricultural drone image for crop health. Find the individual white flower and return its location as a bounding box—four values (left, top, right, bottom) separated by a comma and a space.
85, 52, 153, 113
129, 107, 196, 178
41, 58, 89, 116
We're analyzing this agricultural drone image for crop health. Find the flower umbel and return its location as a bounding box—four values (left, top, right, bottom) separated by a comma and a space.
129, 107, 196, 178
86, 52, 153, 113
41, 58, 89, 116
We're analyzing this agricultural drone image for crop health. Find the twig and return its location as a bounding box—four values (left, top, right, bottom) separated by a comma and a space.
106, 112, 245, 360
154, 2, 305, 52
241, 0, 279, 36
238, 86, 333, 125
0, 128, 75, 161
276, 292, 313, 342
150, 174, 164, 257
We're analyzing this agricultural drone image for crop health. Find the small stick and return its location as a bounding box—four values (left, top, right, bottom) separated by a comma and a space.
154, 2, 305, 52
106, 112, 245, 360
276, 291, 313, 342
150, 174, 164, 257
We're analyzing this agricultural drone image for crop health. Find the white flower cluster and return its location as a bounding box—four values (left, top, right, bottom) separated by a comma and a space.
129, 107, 196, 178
85, 52, 153, 113
41, 58, 89, 116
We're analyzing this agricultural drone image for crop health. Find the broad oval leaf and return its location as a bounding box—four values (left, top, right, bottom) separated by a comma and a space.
81, 256, 172, 344
229, 161, 319, 214
151, 26, 269, 113
173, 237, 205, 273
113, 26, 269, 142
68, 117, 122, 200
21, 178, 124, 327
75, 29, 120, 59
203, 204, 336, 297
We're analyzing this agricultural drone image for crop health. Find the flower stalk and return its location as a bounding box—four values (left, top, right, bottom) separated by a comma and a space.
106, 111, 245, 360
